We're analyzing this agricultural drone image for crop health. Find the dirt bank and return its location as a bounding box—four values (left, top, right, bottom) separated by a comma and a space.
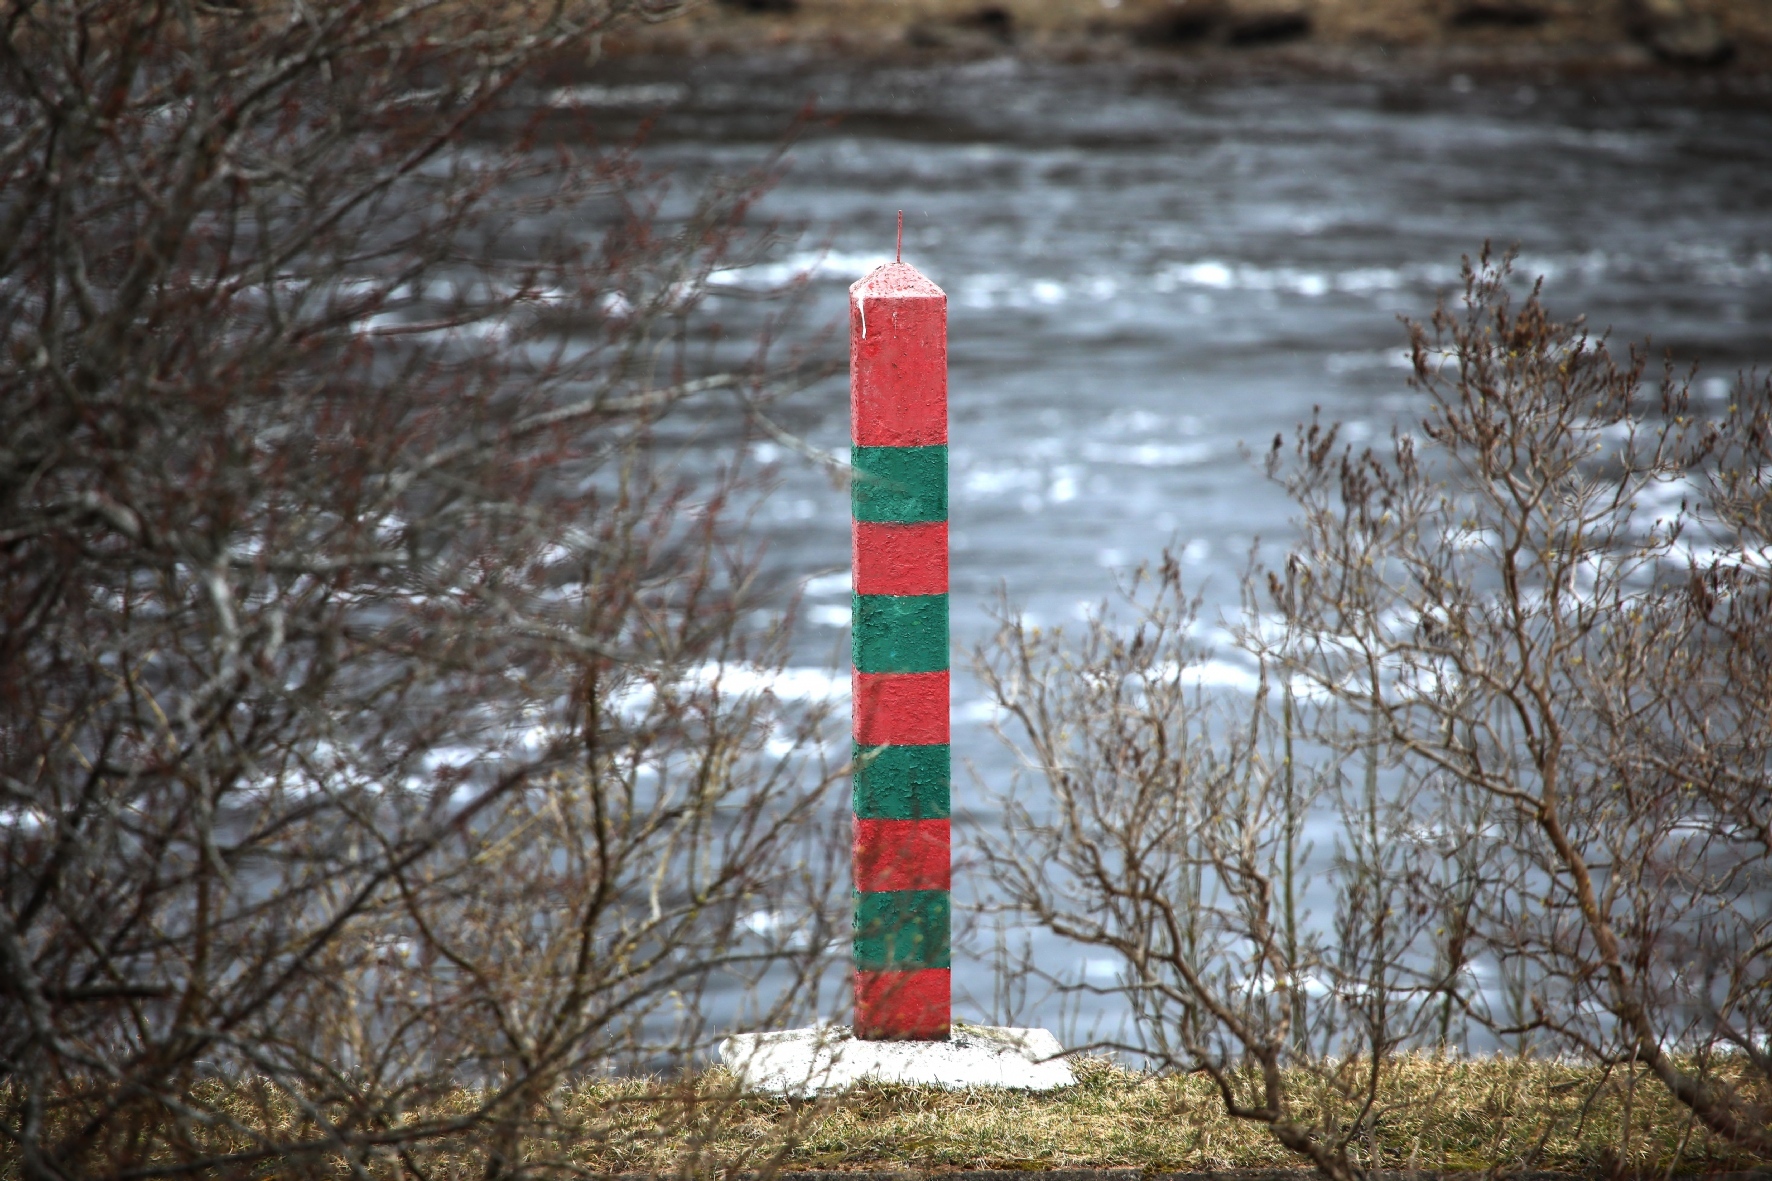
604, 0, 1772, 72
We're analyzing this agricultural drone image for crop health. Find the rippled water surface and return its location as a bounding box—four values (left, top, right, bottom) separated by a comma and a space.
569, 57, 1772, 1039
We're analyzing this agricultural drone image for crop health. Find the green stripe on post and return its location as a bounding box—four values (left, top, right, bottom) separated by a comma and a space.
852, 445, 947, 523
852, 744, 950, 819
853, 889, 951, 970
853, 593, 949, 674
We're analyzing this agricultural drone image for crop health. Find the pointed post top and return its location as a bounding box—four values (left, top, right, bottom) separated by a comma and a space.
850, 261, 945, 301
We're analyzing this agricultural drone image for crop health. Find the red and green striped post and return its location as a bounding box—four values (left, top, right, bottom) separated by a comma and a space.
850, 255, 950, 1042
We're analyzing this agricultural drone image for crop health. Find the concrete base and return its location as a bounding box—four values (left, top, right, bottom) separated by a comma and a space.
718, 1023, 1074, 1097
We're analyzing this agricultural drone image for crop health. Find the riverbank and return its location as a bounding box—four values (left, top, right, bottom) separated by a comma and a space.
603, 1054, 1767, 1174
599, 0, 1770, 72
209, 1054, 1764, 1176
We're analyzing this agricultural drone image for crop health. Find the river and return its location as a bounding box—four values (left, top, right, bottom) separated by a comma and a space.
550, 54, 1772, 1047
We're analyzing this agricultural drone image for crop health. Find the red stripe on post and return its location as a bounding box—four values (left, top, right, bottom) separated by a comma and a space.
854, 968, 951, 1040
854, 818, 951, 892
853, 671, 949, 746
854, 521, 948, 596
850, 265, 948, 447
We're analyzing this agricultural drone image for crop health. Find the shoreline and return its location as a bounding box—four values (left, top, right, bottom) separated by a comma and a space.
597, 1172, 1772, 1180
594, 0, 1772, 77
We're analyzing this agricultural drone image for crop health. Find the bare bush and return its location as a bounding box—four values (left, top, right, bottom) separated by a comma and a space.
1259, 250, 1771, 1154
976, 250, 1772, 1177
1, 3, 844, 1177
975, 562, 1452, 1181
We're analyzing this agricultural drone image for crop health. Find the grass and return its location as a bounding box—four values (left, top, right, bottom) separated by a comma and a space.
532, 1051, 1769, 1176
14, 1051, 1767, 1177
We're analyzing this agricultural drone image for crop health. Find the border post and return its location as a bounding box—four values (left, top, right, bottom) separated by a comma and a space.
849, 257, 951, 1041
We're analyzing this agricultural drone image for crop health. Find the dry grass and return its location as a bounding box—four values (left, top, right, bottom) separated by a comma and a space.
391, 1049, 1772, 1170
12, 1052, 1767, 1177
517, 1053, 1766, 1175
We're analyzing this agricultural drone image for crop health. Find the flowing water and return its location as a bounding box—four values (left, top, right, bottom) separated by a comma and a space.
553, 56, 1772, 1044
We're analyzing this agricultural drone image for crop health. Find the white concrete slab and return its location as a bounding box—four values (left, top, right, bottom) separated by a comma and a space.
718, 1023, 1074, 1098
